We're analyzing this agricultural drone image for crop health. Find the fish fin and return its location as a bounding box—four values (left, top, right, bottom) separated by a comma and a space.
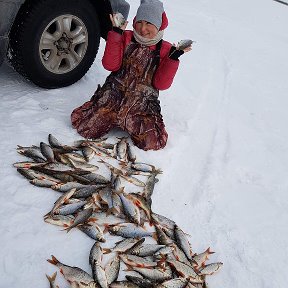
102, 248, 112, 254
157, 259, 166, 269
103, 223, 111, 234
123, 265, 134, 272
47, 255, 59, 265
62, 226, 72, 233
87, 217, 98, 223
43, 211, 52, 218
148, 218, 154, 226
118, 161, 127, 168
184, 231, 192, 237
207, 247, 215, 255
153, 168, 163, 175
152, 232, 158, 241
113, 187, 124, 196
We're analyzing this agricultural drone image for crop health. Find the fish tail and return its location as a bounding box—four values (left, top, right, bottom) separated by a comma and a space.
118, 161, 127, 168
103, 223, 112, 234
46, 271, 57, 282
47, 255, 59, 265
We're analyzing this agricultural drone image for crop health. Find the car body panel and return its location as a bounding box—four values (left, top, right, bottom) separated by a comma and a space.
0, 0, 24, 64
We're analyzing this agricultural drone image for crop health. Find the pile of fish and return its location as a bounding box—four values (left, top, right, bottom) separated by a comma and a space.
14, 134, 223, 288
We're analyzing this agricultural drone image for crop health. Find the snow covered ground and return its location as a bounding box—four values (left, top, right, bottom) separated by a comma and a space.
1, 0, 288, 287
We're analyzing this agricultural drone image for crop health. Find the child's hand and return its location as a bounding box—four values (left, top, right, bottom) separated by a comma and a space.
110, 14, 116, 26
169, 41, 193, 60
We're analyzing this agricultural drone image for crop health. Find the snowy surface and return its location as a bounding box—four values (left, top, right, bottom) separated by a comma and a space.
1, 0, 288, 287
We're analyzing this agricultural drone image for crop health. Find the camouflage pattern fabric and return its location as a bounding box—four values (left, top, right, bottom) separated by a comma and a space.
71, 41, 168, 151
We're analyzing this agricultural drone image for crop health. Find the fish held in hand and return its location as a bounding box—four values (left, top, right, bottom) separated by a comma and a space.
176, 39, 193, 50
113, 12, 126, 28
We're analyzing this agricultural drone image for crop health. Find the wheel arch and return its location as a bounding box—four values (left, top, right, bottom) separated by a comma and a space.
89, 0, 113, 40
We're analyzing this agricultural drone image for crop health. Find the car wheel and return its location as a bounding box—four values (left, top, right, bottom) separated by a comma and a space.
8, 0, 100, 88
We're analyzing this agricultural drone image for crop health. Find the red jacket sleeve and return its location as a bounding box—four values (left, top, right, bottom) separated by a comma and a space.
153, 41, 180, 90
102, 30, 125, 71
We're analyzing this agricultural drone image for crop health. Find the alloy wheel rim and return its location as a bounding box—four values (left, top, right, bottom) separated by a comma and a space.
39, 14, 88, 74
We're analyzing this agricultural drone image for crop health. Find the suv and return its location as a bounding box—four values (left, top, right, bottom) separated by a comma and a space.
0, 0, 129, 88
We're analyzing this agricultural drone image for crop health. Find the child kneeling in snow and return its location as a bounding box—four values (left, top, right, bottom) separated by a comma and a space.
71, 0, 191, 150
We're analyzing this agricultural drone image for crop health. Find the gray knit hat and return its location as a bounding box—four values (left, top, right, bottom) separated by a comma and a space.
110, 0, 130, 20
135, 0, 164, 30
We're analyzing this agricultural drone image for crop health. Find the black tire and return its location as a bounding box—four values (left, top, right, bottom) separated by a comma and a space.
8, 0, 100, 88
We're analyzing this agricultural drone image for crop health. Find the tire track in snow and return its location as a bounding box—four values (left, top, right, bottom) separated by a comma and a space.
188, 46, 233, 214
